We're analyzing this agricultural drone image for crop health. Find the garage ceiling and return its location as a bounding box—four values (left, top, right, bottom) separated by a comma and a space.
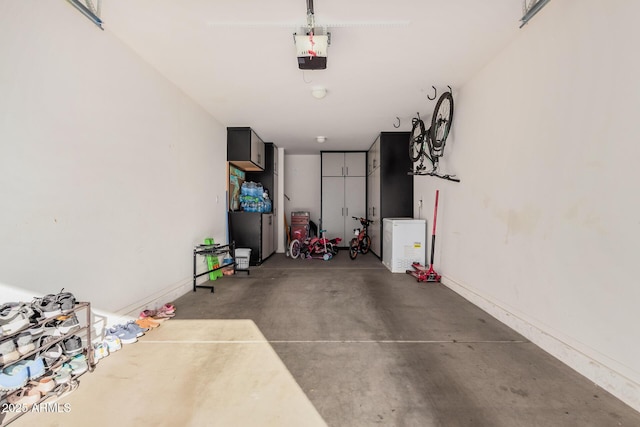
102, 1, 521, 154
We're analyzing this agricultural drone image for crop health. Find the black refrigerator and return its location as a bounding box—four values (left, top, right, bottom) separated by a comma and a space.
228, 212, 274, 266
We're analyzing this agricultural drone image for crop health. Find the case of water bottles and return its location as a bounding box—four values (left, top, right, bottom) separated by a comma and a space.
240, 181, 272, 213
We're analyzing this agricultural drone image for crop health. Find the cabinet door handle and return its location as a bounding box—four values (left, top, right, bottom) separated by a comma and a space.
346, 207, 348, 216
346, 166, 349, 176
341, 166, 344, 176
373, 206, 375, 217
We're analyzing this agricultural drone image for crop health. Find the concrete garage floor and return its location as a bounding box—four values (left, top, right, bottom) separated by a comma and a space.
10, 253, 640, 426
178, 253, 640, 426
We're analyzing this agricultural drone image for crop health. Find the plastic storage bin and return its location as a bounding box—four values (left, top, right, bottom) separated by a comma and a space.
235, 248, 252, 271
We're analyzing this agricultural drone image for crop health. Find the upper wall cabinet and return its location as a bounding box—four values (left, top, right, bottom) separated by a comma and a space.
227, 127, 265, 171
321, 152, 367, 177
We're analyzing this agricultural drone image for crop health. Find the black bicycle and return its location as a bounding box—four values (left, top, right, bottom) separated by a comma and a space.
409, 90, 458, 182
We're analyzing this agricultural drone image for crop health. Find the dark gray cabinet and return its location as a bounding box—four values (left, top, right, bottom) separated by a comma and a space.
228, 212, 274, 265
227, 127, 265, 171
367, 132, 414, 257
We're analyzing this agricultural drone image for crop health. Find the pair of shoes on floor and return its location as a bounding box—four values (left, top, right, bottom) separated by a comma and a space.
103, 335, 122, 353
135, 317, 161, 329
139, 303, 176, 322
105, 324, 139, 345
100, 320, 151, 352
93, 341, 110, 363
125, 321, 147, 336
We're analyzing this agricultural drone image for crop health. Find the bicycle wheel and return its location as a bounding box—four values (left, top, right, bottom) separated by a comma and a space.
409, 117, 426, 162
289, 239, 301, 259
349, 238, 358, 260
430, 91, 454, 150
327, 243, 338, 256
360, 235, 372, 254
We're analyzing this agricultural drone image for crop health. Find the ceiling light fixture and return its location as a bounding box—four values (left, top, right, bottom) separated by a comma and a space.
316, 136, 327, 143
311, 86, 327, 99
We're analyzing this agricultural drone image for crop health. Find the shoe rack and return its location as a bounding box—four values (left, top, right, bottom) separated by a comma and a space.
0, 302, 93, 426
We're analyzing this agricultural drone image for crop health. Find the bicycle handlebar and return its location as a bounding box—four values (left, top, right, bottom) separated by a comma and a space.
352, 216, 373, 224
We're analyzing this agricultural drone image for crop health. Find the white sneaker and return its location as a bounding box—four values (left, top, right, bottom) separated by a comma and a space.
93, 342, 110, 362
104, 335, 121, 353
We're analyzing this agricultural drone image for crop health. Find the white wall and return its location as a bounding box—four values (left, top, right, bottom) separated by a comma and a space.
283, 154, 321, 234
0, 2, 227, 324
414, 0, 640, 410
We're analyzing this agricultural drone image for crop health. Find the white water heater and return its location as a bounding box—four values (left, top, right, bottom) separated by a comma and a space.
382, 218, 426, 273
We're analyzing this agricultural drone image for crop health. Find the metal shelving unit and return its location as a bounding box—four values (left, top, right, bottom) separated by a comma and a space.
192, 242, 238, 293
0, 302, 93, 426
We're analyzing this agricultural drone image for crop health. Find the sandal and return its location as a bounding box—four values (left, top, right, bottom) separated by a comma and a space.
161, 303, 175, 313
135, 318, 160, 329
139, 309, 168, 322
139, 309, 157, 318
157, 305, 176, 318
152, 310, 174, 320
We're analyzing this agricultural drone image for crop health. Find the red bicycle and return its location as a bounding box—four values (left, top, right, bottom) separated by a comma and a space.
349, 217, 373, 260
290, 229, 341, 261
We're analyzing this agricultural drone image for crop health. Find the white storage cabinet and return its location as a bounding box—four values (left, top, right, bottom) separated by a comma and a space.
321, 152, 366, 244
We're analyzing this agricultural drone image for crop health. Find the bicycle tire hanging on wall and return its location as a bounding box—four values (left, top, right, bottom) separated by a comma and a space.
408, 87, 459, 182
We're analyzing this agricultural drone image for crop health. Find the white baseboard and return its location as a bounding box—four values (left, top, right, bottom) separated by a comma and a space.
90, 275, 207, 337
441, 275, 640, 413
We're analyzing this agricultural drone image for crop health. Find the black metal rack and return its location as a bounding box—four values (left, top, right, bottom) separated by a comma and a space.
192, 242, 237, 293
